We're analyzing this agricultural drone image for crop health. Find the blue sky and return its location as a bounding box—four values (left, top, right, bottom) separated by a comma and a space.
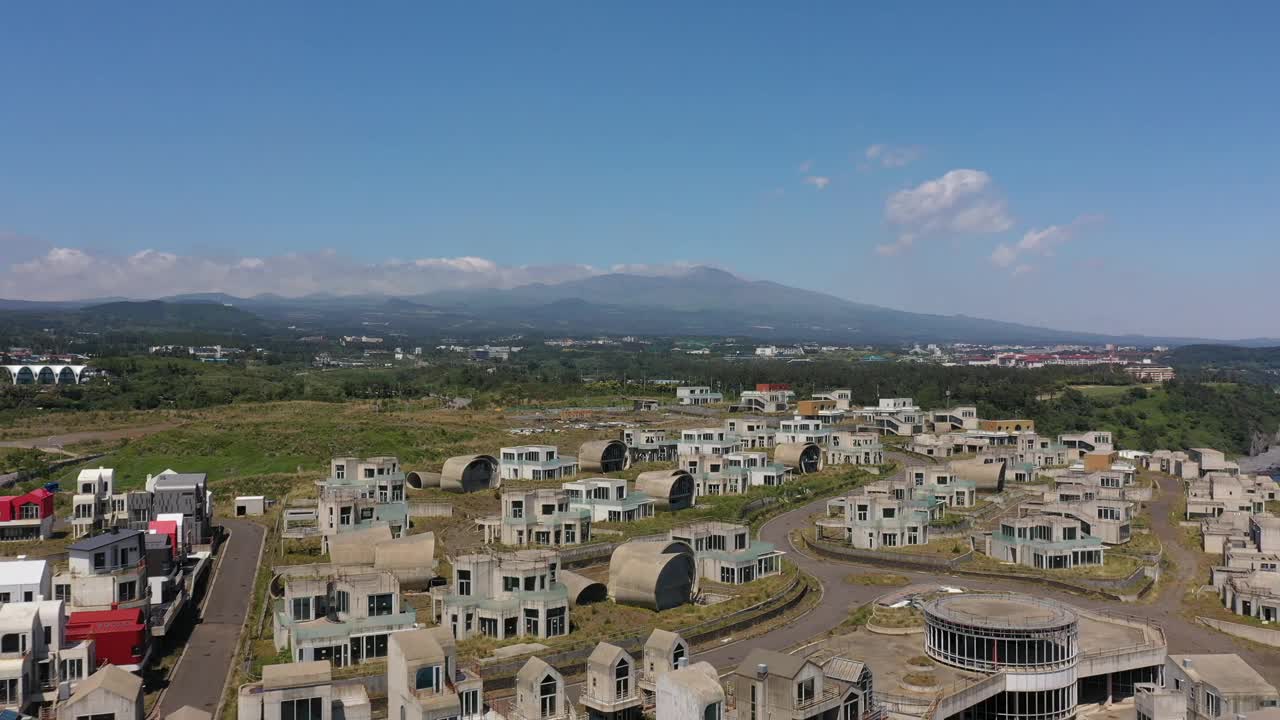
2, 2, 1278, 337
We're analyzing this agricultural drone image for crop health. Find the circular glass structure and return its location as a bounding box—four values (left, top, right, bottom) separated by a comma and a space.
924, 594, 1079, 672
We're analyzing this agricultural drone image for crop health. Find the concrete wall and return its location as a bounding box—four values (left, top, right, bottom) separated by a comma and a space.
1198, 616, 1280, 648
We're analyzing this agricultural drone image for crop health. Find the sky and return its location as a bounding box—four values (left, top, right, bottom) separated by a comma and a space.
2, 2, 1279, 339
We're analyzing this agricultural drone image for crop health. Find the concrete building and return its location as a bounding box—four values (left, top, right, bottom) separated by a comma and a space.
1135, 683, 1186, 720
678, 428, 745, 478
410, 454, 501, 493
439, 550, 570, 641
638, 629, 689, 709
676, 386, 723, 406
733, 387, 795, 414
1030, 498, 1134, 545
235, 496, 267, 517
1222, 570, 1280, 623
655, 661, 723, 720
818, 483, 941, 550
724, 417, 777, 450
776, 418, 831, 447
479, 489, 591, 546
989, 514, 1106, 569
669, 522, 783, 585
54, 664, 141, 720
0, 560, 51, 603
703, 452, 791, 496
903, 465, 977, 507
620, 429, 677, 464
239, 661, 370, 720
578, 440, 630, 474
727, 648, 867, 720
608, 541, 697, 611
387, 628, 484, 720
273, 569, 417, 666
510, 657, 568, 720
317, 457, 408, 555
54, 530, 149, 613
1164, 655, 1279, 720
0, 599, 96, 706
855, 398, 924, 437
812, 389, 855, 411
72, 468, 116, 538
826, 432, 884, 467
1058, 430, 1115, 460
145, 470, 214, 545
581, 643, 642, 720
633, 470, 696, 512
928, 405, 980, 433
1186, 474, 1276, 519
562, 478, 654, 523
0, 488, 55, 541
499, 446, 579, 481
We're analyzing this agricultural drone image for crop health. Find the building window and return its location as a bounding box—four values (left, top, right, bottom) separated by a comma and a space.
1206, 692, 1221, 717
462, 690, 479, 716
548, 607, 566, 636
360, 507, 374, 520
20, 504, 41, 520
797, 678, 815, 705
615, 658, 630, 699
457, 570, 472, 596
281, 697, 322, 720
335, 590, 350, 614
704, 702, 723, 720
415, 665, 440, 691
367, 593, 394, 617
292, 598, 312, 621
55, 584, 70, 601
540, 675, 558, 716
1, 634, 21, 653
61, 658, 84, 681
93, 552, 106, 570
119, 580, 137, 602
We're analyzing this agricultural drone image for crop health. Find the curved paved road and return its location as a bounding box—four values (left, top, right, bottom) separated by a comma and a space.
700, 460, 1280, 680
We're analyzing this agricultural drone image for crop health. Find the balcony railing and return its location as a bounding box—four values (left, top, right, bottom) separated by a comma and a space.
794, 685, 842, 712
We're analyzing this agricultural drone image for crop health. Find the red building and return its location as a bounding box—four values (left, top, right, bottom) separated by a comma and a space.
67, 608, 148, 668
148, 519, 181, 559
0, 487, 55, 540
755, 383, 791, 392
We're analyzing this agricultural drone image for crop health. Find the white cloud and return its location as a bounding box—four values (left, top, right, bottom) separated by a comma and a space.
988, 214, 1103, 273
879, 169, 1013, 256
865, 143, 923, 168
803, 175, 831, 190
0, 248, 716, 301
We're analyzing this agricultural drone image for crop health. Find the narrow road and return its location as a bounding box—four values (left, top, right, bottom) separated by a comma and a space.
158, 518, 266, 716
0, 423, 178, 450
699, 460, 1280, 680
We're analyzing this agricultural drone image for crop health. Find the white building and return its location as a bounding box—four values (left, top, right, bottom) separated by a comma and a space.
561, 478, 655, 523
676, 386, 723, 406
499, 446, 579, 481
0, 559, 51, 603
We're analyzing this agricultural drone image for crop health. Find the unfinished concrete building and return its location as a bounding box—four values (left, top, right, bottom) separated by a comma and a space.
669, 521, 784, 585
607, 541, 697, 611
511, 657, 568, 720
655, 661, 724, 720
387, 628, 484, 720
582, 642, 642, 720
438, 549, 570, 641
638, 629, 690, 709
407, 454, 500, 493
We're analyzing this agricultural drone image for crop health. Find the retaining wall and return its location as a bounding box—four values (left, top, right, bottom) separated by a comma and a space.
1198, 616, 1280, 647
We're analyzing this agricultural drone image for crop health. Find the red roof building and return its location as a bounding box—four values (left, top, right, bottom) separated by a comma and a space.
67, 608, 148, 668
0, 487, 55, 540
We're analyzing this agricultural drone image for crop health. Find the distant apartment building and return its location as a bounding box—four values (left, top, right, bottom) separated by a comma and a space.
1058, 430, 1114, 460
988, 514, 1106, 569
479, 489, 591, 547
0, 487, 55, 541
562, 478, 655, 523
928, 405, 979, 432
499, 446, 579, 481
669, 522, 784, 585
1125, 365, 1176, 382
72, 466, 214, 545
318, 457, 408, 554
273, 568, 416, 667
676, 386, 722, 407
826, 431, 884, 467
437, 550, 569, 642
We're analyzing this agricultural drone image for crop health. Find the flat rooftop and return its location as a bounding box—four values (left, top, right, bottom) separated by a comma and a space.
926, 594, 1077, 630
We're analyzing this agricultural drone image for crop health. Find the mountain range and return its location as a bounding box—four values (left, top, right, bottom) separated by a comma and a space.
1, 267, 1274, 346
